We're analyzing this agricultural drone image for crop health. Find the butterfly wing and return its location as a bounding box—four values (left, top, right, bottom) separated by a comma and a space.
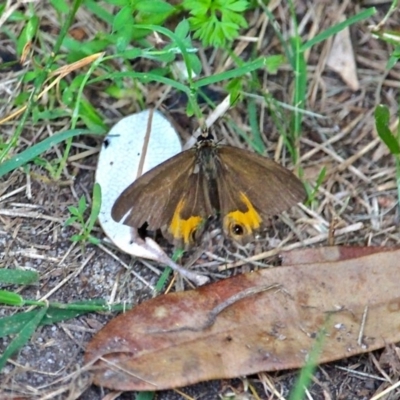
111, 150, 194, 230
112, 143, 305, 246
161, 168, 212, 247
111, 149, 213, 248
215, 145, 305, 242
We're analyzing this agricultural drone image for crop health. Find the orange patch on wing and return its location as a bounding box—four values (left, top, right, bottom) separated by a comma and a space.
169, 199, 203, 244
224, 192, 262, 234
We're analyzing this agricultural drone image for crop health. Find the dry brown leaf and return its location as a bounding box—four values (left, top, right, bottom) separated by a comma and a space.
379, 344, 400, 375
85, 246, 400, 391
280, 245, 395, 265
326, 23, 359, 91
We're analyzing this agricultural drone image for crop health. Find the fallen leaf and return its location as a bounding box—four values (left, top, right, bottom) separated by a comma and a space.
280, 245, 396, 265
379, 343, 400, 375
85, 246, 400, 391
326, 22, 359, 91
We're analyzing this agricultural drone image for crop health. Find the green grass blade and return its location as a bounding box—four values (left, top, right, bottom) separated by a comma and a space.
0, 306, 48, 371
289, 325, 328, 400
290, 36, 307, 162
0, 0, 85, 164
375, 104, 400, 154
136, 391, 155, 400
0, 269, 39, 285
135, 23, 196, 82
247, 98, 264, 153
0, 299, 127, 339
0, 290, 25, 306
0, 311, 38, 337
87, 183, 102, 232
194, 58, 265, 88
301, 8, 376, 52
89, 71, 190, 94
0, 129, 94, 177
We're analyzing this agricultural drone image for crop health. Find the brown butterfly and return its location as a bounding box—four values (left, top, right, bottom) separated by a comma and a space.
112, 133, 305, 249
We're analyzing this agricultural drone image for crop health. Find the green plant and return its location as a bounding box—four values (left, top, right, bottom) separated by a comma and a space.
0, 273, 130, 372
64, 182, 102, 245
289, 324, 328, 400
372, 0, 400, 214
374, 105, 400, 211
259, 2, 376, 165
183, 0, 248, 48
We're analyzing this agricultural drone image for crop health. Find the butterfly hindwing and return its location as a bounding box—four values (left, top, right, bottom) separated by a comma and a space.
215, 145, 306, 242
162, 169, 213, 247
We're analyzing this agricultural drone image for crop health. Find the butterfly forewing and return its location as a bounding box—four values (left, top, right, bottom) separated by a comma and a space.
111, 150, 196, 231
218, 146, 305, 215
